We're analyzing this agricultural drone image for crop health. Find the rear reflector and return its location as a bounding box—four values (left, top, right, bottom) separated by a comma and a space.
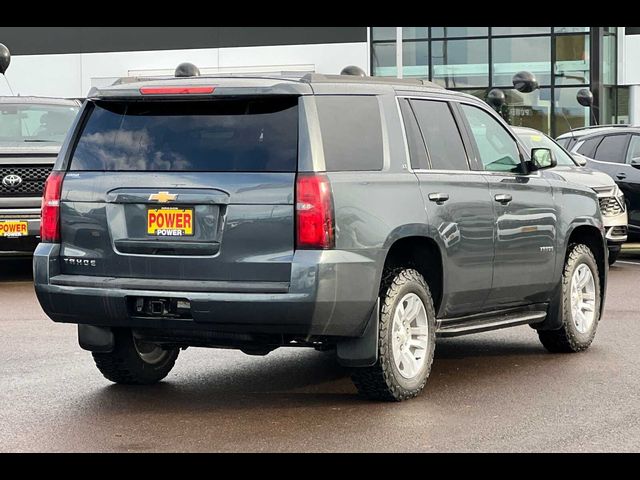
140, 86, 215, 95
41, 171, 65, 243
296, 174, 335, 250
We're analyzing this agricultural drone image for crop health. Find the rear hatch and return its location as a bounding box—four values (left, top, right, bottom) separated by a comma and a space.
59, 96, 299, 286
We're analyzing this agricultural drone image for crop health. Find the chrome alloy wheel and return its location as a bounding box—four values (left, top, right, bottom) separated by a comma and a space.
133, 337, 170, 365
391, 293, 429, 379
570, 263, 597, 334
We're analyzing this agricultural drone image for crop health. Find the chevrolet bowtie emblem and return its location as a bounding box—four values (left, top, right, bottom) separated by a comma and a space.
149, 192, 178, 203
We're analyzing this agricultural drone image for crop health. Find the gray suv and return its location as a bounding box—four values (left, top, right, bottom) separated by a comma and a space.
34, 73, 607, 402
0, 97, 80, 252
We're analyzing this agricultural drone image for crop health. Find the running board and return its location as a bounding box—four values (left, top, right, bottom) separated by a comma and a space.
436, 306, 548, 338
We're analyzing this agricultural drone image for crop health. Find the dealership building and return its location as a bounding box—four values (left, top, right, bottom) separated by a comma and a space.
2, 27, 640, 137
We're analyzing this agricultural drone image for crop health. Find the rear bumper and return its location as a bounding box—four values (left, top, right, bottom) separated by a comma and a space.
33, 243, 382, 338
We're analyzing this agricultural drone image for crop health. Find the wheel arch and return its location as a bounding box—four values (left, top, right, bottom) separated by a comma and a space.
380, 229, 445, 315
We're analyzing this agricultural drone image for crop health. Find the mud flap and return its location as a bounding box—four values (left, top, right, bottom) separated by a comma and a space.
78, 325, 115, 353
336, 299, 379, 367
531, 281, 563, 331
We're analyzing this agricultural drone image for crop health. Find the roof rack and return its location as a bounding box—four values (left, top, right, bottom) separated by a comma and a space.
300, 73, 444, 89
569, 124, 632, 133
109, 72, 445, 90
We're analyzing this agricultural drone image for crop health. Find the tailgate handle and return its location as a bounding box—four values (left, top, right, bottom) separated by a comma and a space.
107, 189, 230, 205
114, 240, 220, 256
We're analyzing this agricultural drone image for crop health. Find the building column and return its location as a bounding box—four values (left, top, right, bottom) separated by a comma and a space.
630, 85, 640, 125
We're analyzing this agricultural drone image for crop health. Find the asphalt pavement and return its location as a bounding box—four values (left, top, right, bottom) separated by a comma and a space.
1, 253, 639, 452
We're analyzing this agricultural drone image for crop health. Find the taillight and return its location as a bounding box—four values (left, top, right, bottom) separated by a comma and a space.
40, 171, 64, 243
140, 86, 215, 95
296, 173, 335, 249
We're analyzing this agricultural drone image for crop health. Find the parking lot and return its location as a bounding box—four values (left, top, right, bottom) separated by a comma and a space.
0, 251, 638, 453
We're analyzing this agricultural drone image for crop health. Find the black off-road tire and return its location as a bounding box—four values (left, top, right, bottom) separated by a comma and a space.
351, 268, 436, 402
538, 244, 601, 353
92, 329, 179, 385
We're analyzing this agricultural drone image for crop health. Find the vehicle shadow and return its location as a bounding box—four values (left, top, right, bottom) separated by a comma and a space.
0, 255, 33, 282
81, 332, 550, 413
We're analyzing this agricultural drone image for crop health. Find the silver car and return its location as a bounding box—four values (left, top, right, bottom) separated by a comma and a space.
514, 126, 628, 265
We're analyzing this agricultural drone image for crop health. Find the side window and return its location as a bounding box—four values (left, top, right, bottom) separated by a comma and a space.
576, 136, 602, 157
460, 104, 521, 173
410, 99, 469, 171
316, 96, 384, 172
399, 99, 429, 170
593, 135, 629, 164
626, 135, 640, 165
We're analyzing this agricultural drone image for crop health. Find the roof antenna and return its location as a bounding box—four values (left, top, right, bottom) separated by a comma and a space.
0, 43, 15, 96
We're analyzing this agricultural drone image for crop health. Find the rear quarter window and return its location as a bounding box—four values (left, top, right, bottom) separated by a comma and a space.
576, 136, 603, 158
315, 96, 384, 171
593, 134, 629, 163
69, 97, 299, 172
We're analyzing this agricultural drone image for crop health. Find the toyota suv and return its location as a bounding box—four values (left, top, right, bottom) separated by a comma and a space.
0, 97, 80, 252
34, 72, 607, 402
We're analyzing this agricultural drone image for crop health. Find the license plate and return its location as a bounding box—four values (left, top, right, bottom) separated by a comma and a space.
0, 221, 28, 238
147, 208, 194, 237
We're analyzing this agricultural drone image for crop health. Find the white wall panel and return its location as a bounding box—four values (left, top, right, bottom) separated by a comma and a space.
621, 34, 640, 85
218, 42, 368, 75
1, 54, 82, 97
79, 48, 220, 94
2, 42, 368, 98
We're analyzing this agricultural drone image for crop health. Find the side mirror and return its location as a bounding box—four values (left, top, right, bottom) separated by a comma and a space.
630, 157, 640, 168
572, 154, 588, 167
529, 148, 557, 171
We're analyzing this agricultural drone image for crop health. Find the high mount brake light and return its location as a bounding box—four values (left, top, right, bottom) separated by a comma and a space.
139, 86, 215, 95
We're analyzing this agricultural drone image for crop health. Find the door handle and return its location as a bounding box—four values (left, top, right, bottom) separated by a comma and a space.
617, 173, 627, 180
428, 193, 450, 204
494, 193, 513, 205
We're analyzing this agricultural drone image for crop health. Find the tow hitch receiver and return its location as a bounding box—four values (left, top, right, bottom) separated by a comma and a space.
129, 297, 192, 319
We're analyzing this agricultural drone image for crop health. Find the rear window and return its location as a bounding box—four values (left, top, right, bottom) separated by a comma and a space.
70, 97, 299, 172
315, 96, 384, 171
